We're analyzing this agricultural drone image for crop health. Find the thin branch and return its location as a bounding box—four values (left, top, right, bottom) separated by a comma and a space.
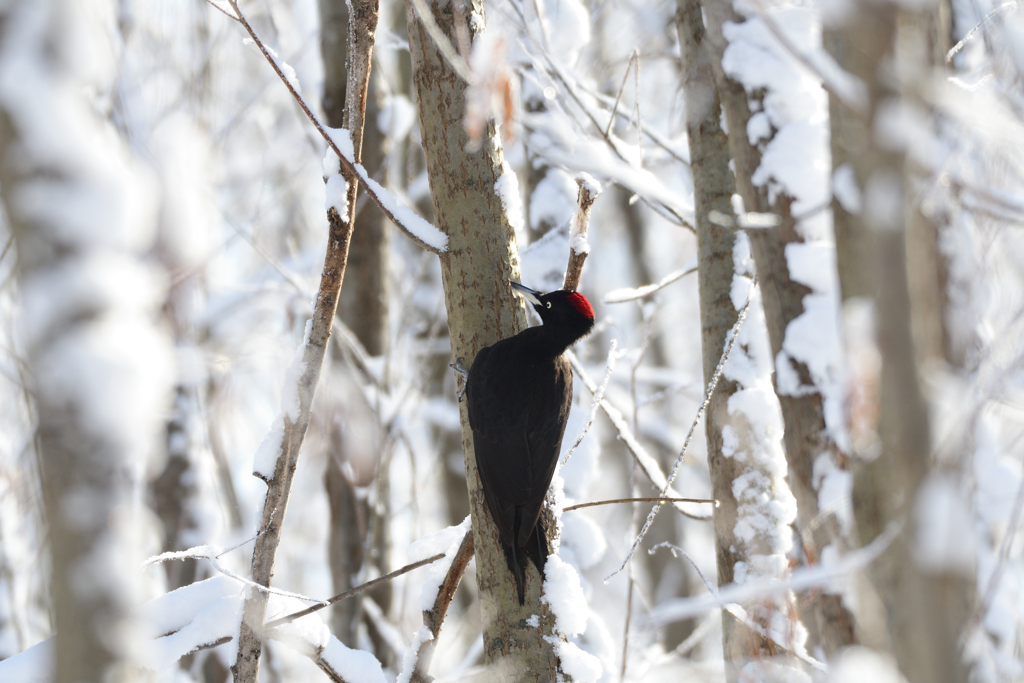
946, 2, 1018, 64
408, 530, 475, 683
203, 0, 239, 21
605, 50, 638, 139
566, 350, 711, 521
144, 544, 328, 605
561, 340, 619, 467
607, 277, 757, 580
220, 0, 446, 253
603, 261, 697, 303
264, 551, 447, 629
563, 497, 717, 512
563, 174, 601, 292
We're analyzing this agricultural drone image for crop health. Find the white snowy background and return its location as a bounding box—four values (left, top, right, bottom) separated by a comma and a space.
0, 0, 1022, 681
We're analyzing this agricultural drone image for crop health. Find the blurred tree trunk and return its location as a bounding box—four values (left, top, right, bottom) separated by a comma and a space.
319, 0, 394, 656
831, 4, 973, 682
701, 0, 858, 657
676, 3, 782, 677
404, 0, 566, 677
0, 2, 165, 682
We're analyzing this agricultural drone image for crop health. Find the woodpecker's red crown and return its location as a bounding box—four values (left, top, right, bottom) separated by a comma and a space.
566, 292, 594, 320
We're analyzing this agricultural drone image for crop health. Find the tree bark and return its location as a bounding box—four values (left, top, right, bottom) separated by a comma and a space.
676, 3, 785, 677
701, 0, 858, 657
404, 0, 565, 677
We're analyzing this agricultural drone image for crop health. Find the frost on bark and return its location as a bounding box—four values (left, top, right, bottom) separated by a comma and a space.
0, 2, 169, 681
831, 4, 973, 682
404, 0, 564, 678
701, 0, 858, 656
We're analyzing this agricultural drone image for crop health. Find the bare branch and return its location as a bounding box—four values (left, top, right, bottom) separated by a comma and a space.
220, 0, 446, 253
563, 497, 717, 512
264, 551, 448, 629
566, 350, 712, 521
607, 276, 757, 580
603, 260, 697, 304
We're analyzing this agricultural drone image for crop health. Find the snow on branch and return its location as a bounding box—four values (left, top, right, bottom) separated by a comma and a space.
398, 525, 475, 683
217, 0, 447, 253
647, 522, 900, 626
563, 173, 601, 292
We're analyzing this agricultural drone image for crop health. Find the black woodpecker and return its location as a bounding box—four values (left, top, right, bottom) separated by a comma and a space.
466, 281, 595, 604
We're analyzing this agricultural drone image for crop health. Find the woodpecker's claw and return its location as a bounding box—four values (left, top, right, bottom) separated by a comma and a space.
449, 357, 469, 401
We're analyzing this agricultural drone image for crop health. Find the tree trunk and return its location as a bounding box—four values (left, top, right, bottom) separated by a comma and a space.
0, 2, 167, 681
676, 3, 790, 677
701, 0, 858, 657
833, 5, 974, 682
404, 0, 566, 677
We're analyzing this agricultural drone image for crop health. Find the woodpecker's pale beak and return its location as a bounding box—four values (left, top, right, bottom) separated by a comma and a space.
510, 281, 543, 306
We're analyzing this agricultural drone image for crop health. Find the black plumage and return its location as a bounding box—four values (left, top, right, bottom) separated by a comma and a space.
466, 281, 595, 604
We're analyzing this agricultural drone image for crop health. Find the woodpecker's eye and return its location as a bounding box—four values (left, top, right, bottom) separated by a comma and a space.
546, 302, 552, 309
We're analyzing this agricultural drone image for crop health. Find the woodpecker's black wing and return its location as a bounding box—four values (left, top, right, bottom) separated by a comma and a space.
466, 332, 573, 557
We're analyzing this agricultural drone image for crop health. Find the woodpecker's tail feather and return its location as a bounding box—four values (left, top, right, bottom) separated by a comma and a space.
504, 543, 526, 605
522, 518, 548, 576
503, 518, 548, 606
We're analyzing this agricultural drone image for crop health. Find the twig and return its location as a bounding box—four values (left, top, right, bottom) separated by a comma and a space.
563, 174, 601, 292
607, 277, 757, 580
561, 340, 619, 466
602, 261, 697, 303
604, 50, 638, 139
144, 544, 328, 606
264, 551, 447, 629
408, 530, 475, 683
566, 351, 711, 521
203, 0, 239, 21
946, 2, 1018, 64
218, 0, 446, 253
563, 497, 716, 512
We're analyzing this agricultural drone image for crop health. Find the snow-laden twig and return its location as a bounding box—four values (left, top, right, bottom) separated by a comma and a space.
217, 0, 446, 253
562, 174, 601, 292
565, 351, 711, 521
606, 277, 757, 580
401, 530, 475, 683
646, 522, 900, 626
